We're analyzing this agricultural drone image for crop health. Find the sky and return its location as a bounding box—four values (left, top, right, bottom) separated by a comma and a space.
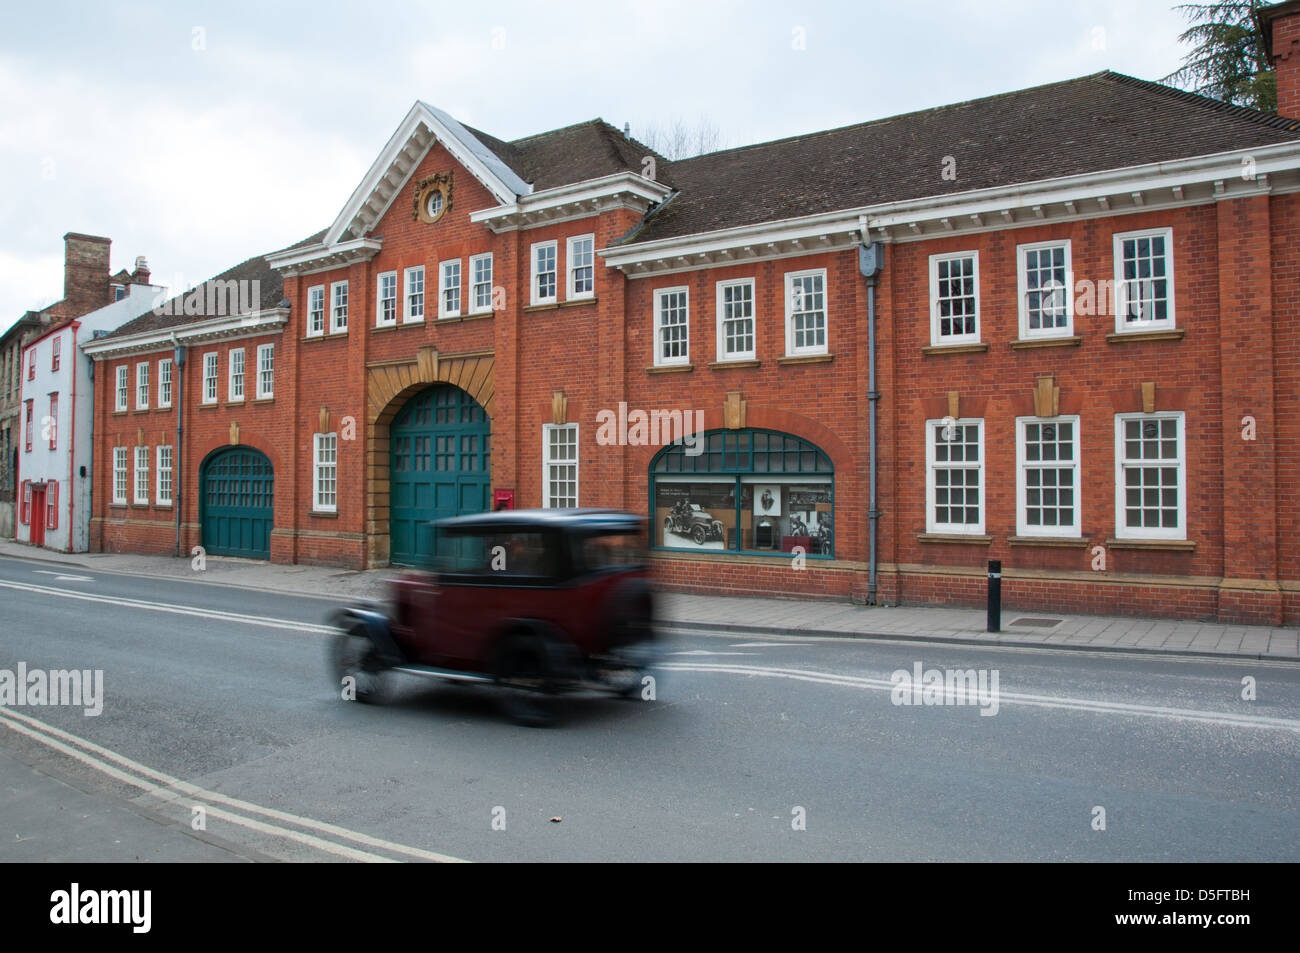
0, 0, 1193, 323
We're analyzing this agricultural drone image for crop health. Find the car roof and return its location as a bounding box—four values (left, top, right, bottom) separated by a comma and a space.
435, 508, 646, 534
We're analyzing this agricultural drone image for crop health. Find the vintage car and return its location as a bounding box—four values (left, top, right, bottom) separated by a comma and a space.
328, 509, 658, 726
664, 501, 725, 545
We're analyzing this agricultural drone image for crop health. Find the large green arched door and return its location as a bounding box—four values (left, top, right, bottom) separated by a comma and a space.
390, 384, 491, 565
200, 446, 274, 558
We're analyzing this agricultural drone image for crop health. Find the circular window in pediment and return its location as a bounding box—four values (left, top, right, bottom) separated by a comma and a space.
414, 174, 452, 225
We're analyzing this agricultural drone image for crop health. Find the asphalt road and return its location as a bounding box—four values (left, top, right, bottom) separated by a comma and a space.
1, 553, 1297, 862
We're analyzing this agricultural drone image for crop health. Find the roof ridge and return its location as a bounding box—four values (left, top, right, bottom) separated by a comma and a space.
1099, 70, 1300, 131
672, 70, 1299, 168
508, 117, 605, 145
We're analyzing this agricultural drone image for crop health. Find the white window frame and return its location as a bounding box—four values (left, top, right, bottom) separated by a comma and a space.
376, 271, 398, 327
531, 240, 558, 305
112, 447, 128, 504
1016, 416, 1081, 538
439, 259, 462, 318
134, 445, 150, 505
929, 251, 980, 346
469, 253, 494, 314
307, 284, 325, 337
1114, 411, 1187, 540
158, 358, 172, 408
653, 286, 690, 367
566, 234, 595, 300
115, 365, 128, 412
136, 362, 150, 409
925, 418, 985, 535
1016, 240, 1074, 340
715, 277, 756, 362
542, 423, 578, 508
784, 268, 829, 356
313, 432, 338, 513
256, 344, 274, 399
1113, 227, 1175, 333
227, 348, 245, 403
202, 353, 218, 405
403, 266, 425, 322
330, 280, 349, 334
156, 445, 173, 506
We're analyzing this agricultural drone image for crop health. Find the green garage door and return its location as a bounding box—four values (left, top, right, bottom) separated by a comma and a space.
201, 447, 273, 559
390, 384, 491, 565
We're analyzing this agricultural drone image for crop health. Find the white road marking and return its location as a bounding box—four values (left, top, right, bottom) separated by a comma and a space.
667, 650, 757, 657
728, 642, 798, 648
32, 570, 94, 582
659, 662, 1300, 733
0, 705, 467, 863
0, 579, 335, 634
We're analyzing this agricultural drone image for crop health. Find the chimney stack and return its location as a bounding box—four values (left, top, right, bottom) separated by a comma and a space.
62, 232, 112, 318
131, 255, 151, 285
1261, 1, 1300, 120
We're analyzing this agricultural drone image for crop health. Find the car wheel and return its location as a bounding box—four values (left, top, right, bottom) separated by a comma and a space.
664, 516, 675, 536
331, 625, 390, 705
691, 523, 707, 545
495, 636, 555, 728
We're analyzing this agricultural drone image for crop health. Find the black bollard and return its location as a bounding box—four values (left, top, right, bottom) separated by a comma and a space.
987, 560, 1002, 633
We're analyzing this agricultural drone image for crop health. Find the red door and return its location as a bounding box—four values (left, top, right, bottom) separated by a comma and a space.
30, 487, 46, 547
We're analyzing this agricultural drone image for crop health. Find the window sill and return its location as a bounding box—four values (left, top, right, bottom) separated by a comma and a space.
922, 342, 988, 356
917, 533, 993, 545
778, 353, 833, 365
310, 509, 338, 518
197, 402, 219, 410
372, 323, 398, 333
112, 410, 128, 416
1105, 537, 1195, 551
1008, 535, 1089, 547
1105, 329, 1184, 344
560, 296, 596, 308
706, 359, 760, 370
394, 319, 427, 330
437, 311, 494, 324
647, 364, 693, 374
132, 408, 150, 414
302, 332, 349, 343
524, 301, 559, 312
224, 400, 245, 408
252, 397, 274, 405
1010, 336, 1082, 350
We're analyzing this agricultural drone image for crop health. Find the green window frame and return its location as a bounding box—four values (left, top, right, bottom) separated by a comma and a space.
649, 429, 834, 558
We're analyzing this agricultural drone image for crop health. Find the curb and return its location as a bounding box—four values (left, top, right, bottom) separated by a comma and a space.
0, 548, 388, 603
658, 618, 1300, 663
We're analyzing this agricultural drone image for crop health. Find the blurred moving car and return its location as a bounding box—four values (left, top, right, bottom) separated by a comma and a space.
328, 509, 658, 725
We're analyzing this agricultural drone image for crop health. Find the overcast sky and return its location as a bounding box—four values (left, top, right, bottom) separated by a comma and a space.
1, 0, 1192, 323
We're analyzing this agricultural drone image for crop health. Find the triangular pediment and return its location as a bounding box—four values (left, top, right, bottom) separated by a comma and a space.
323, 102, 531, 246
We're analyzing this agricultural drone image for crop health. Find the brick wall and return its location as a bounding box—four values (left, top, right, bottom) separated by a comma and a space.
86, 147, 1299, 623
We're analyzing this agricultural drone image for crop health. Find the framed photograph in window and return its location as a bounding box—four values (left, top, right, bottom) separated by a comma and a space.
754, 484, 781, 517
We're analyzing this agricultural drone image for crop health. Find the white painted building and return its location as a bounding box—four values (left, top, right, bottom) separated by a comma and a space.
15, 281, 164, 552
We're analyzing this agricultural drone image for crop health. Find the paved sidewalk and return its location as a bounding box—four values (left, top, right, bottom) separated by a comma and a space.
2, 539, 1295, 661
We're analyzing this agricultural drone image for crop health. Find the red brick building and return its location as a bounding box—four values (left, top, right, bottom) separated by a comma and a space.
84, 3, 1300, 623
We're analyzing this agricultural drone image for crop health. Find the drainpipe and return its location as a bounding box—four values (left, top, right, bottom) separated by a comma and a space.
172, 334, 186, 557
68, 324, 78, 550
858, 241, 885, 605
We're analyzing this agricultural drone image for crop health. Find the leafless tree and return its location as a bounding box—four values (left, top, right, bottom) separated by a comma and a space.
635, 117, 726, 159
